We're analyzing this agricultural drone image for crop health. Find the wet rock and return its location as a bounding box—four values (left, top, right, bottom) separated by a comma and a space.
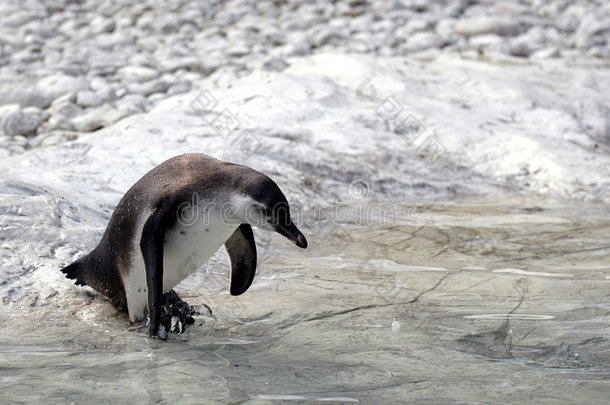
1, 110, 41, 136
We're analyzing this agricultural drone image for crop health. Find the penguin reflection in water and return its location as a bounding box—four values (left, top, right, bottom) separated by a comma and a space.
61, 154, 307, 338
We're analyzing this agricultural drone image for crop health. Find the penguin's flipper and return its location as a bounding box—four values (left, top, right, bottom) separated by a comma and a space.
225, 224, 257, 296
140, 199, 176, 338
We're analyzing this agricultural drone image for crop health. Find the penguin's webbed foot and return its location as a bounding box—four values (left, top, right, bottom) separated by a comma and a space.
160, 290, 196, 334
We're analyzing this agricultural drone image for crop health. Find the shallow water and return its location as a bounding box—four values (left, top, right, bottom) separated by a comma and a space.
1, 198, 609, 404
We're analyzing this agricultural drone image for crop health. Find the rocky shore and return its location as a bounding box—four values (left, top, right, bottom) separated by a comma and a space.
1, 0, 609, 157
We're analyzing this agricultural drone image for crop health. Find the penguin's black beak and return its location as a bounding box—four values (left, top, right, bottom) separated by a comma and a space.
275, 221, 308, 248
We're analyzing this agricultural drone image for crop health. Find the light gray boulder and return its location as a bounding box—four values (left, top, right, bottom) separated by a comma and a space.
1, 110, 41, 136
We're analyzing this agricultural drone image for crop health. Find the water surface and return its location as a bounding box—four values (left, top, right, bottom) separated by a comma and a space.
1, 198, 609, 403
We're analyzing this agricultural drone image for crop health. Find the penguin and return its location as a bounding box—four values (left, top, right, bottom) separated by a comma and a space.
61, 153, 307, 338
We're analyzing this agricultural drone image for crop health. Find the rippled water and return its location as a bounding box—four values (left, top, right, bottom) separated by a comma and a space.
1, 198, 609, 403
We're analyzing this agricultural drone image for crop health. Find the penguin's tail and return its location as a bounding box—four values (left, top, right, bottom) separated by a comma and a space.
61, 256, 89, 287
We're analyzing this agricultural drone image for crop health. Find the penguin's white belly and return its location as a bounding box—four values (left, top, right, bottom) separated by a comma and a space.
122, 207, 237, 323
162, 212, 238, 292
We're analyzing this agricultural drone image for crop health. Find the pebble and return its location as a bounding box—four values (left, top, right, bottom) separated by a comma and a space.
469, 34, 504, 50
22, 106, 48, 122
0, 135, 26, 155
402, 32, 444, 52
226, 46, 251, 58
89, 15, 115, 34
158, 57, 206, 73
36, 74, 89, 101
29, 131, 78, 148
127, 80, 171, 97
530, 47, 560, 59
89, 79, 117, 102
95, 32, 133, 49
49, 93, 80, 116
267, 30, 288, 46
404, 19, 431, 34
285, 33, 312, 56
455, 16, 522, 37
348, 34, 374, 53
166, 79, 193, 96
118, 65, 160, 82
0, 104, 21, 123
262, 57, 289, 71
47, 95, 83, 131
47, 115, 74, 131
436, 18, 457, 40
0, 86, 52, 109
574, 13, 610, 49
76, 91, 103, 108
71, 107, 108, 132
116, 94, 150, 115
102, 109, 130, 126
508, 39, 533, 58
312, 27, 348, 47
2, 11, 40, 27
1, 110, 41, 136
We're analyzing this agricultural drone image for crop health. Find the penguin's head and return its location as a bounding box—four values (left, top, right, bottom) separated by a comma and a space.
238, 174, 308, 249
